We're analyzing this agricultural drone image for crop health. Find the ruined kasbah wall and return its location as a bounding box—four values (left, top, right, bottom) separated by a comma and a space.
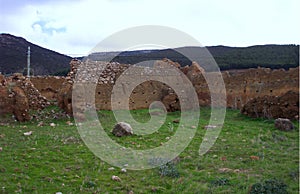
30, 76, 65, 101
223, 67, 299, 109
29, 59, 298, 115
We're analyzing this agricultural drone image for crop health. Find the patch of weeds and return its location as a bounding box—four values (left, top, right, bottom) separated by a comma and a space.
272, 132, 287, 142
288, 169, 299, 181
167, 122, 174, 132
249, 179, 288, 194
210, 177, 230, 187
148, 157, 168, 166
159, 162, 180, 178
148, 157, 180, 178
83, 180, 97, 188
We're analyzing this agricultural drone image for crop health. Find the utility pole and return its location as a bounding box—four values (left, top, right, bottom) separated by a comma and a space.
27, 46, 30, 78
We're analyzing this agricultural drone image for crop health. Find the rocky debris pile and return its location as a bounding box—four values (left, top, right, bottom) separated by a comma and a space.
162, 90, 180, 112
112, 122, 133, 137
0, 73, 50, 122
7, 74, 49, 110
154, 58, 181, 69
274, 118, 295, 131
241, 91, 299, 120
97, 62, 129, 84
66, 59, 129, 84
31, 108, 70, 122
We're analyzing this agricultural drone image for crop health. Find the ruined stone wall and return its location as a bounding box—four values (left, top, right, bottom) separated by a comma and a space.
31, 76, 65, 101
0, 74, 49, 121
224, 67, 299, 109
28, 59, 298, 115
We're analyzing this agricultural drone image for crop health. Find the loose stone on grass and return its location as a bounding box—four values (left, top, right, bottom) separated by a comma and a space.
274, 118, 294, 131
112, 122, 133, 137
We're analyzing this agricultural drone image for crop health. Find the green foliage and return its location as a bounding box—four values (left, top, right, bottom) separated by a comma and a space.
51, 68, 69, 76
90, 45, 299, 71
0, 107, 298, 193
249, 179, 288, 194
159, 162, 180, 178
210, 177, 230, 187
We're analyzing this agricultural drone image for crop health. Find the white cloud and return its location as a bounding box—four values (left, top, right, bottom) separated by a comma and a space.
0, 0, 299, 56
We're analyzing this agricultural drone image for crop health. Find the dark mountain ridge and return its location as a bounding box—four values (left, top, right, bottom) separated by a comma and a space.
89, 44, 299, 71
0, 33, 72, 75
0, 33, 298, 75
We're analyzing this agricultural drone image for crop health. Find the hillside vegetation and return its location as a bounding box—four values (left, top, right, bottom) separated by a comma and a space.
0, 34, 71, 75
90, 45, 299, 71
0, 33, 298, 75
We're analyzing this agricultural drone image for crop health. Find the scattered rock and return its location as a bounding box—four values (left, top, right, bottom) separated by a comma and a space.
204, 125, 217, 129
220, 156, 227, 161
250, 156, 260, 160
37, 121, 44, 127
112, 122, 133, 137
172, 119, 180, 123
50, 123, 56, 127
66, 121, 73, 126
121, 168, 127, 173
108, 167, 115, 171
23, 131, 32, 136
274, 118, 294, 131
218, 168, 249, 173
218, 168, 232, 173
112, 175, 121, 181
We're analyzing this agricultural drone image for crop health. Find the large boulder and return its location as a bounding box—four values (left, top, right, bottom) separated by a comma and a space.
112, 122, 133, 137
274, 118, 294, 131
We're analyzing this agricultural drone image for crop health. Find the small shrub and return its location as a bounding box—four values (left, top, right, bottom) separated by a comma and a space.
159, 162, 180, 178
210, 177, 230, 187
84, 180, 97, 188
249, 179, 288, 194
288, 169, 299, 181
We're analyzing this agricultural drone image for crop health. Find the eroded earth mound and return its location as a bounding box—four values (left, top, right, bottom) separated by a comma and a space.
241, 91, 299, 120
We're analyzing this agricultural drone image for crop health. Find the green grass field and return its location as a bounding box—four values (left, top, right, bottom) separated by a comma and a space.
0, 107, 298, 193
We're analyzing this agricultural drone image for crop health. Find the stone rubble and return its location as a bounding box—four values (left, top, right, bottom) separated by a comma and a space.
0, 73, 50, 122
274, 118, 295, 131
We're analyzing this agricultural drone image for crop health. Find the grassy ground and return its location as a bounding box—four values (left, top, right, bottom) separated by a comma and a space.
0, 107, 298, 193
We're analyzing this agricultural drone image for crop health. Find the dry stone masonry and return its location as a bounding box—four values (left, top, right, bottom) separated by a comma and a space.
54, 59, 298, 120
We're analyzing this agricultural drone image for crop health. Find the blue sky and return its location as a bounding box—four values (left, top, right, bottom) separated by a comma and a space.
0, 0, 299, 56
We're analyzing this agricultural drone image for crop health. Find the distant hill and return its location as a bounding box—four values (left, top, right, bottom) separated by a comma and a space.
0, 33, 72, 75
0, 33, 298, 75
89, 45, 299, 71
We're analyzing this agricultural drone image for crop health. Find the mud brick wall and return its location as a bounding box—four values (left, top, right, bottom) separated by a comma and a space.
30, 76, 65, 101
28, 59, 298, 115
223, 67, 299, 109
